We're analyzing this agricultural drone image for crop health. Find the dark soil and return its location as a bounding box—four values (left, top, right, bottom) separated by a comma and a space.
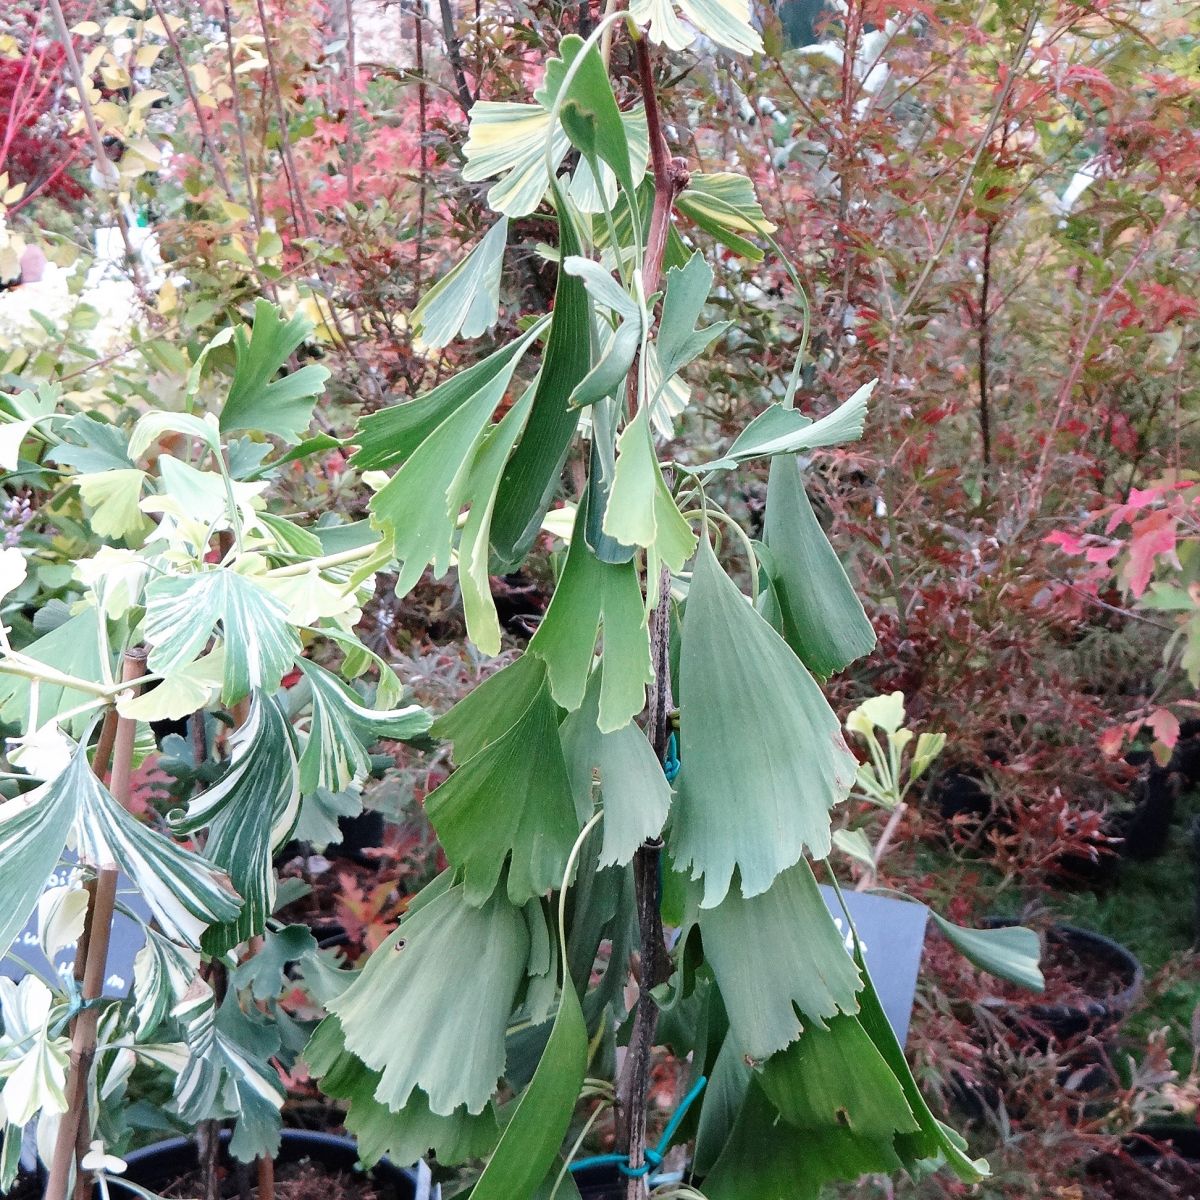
1087, 1140, 1200, 1199
165, 1159, 380, 1200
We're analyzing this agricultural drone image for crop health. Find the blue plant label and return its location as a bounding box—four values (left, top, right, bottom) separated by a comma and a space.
0, 857, 149, 998
819, 886, 930, 1046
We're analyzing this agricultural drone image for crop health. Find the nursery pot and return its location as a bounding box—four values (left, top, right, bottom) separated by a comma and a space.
1085, 1125, 1200, 1199
115, 1129, 425, 1200
981, 921, 1143, 1043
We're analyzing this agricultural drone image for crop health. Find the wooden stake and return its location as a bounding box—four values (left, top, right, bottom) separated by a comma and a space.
44, 650, 146, 1200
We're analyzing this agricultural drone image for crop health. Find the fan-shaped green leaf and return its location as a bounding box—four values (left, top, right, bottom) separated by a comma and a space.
671, 536, 857, 907
219, 300, 330, 444
426, 681, 578, 906
528, 500, 651, 731
929, 914, 1044, 993
762, 456, 876, 677
328, 882, 530, 1115
699, 860, 861, 1061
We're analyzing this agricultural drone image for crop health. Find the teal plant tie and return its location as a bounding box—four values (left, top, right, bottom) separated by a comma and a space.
568, 1075, 707, 1179
663, 731, 681, 783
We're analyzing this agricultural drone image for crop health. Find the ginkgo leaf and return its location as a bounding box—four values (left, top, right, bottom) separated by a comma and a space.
411, 217, 509, 351
462, 103, 571, 218
128, 410, 221, 461
425, 681, 579, 907
671, 536, 858, 907
170, 694, 299, 956
459, 383, 538, 655
489, 187, 591, 567
75, 469, 151, 542
0, 742, 240, 960
0, 605, 105, 733
630, 0, 764, 54
72, 750, 242, 950
676, 172, 775, 260
699, 381, 875, 472
699, 860, 861, 1061
306, 1018, 499, 1167
431, 652, 547, 763
653, 252, 730, 392
558, 671, 670, 866
219, 300, 331, 444
568, 107, 650, 214
116, 651, 224, 723
328, 880, 530, 1115
761, 455, 876, 677
295, 660, 431, 795
0, 977, 70, 1127
353, 323, 544, 473
132, 928, 198, 1037
563, 257, 645, 409
143, 568, 301, 705
528, 498, 652, 732
604, 404, 697, 572
153, 455, 268, 536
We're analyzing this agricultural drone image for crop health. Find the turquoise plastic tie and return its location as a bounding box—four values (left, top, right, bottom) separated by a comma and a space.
663, 731, 680, 783
568, 1074, 707, 1179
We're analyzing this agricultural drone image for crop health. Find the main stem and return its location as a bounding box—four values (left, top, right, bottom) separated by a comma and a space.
45, 650, 147, 1200
616, 37, 687, 1200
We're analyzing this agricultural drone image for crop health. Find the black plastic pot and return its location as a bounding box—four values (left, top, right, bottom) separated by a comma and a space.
982, 921, 1143, 1043
117, 1130, 424, 1200
571, 1163, 625, 1199
1086, 1125, 1200, 1199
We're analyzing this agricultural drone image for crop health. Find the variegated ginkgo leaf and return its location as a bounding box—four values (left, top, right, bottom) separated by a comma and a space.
132, 928, 200, 1039
629, 0, 762, 55
172, 985, 286, 1162
0, 977, 69, 1128
295, 660, 431, 796
171, 694, 299, 956
411, 217, 509, 351
143, 567, 301, 705
462, 103, 571, 218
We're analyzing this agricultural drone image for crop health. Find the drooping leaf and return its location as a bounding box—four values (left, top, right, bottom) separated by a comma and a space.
170, 694, 300, 956
761, 455, 876, 677
0, 755, 81, 962
116, 651, 224, 723
558, 670, 670, 867
425, 681, 579, 906
603, 404, 696, 572
671, 535, 857, 907
173, 988, 286, 1162
929, 914, 1044, 992
528, 499, 652, 732
699, 381, 874, 472
848, 936, 988, 1183
471, 979, 587, 1200
353, 323, 544, 472
328, 881, 530, 1115
462, 103, 571, 218
72, 744, 242, 950
295, 660, 431, 796
490, 192, 592, 567
699, 860, 861, 1061
411, 217, 509, 351
563, 257, 644, 410
219, 300, 331, 444
568, 107, 649, 215
676, 173, 776, 260
629, 0, 762, 53
654, 252, 730, 385
458, 382, 538, 655
306, 1017, 500, 1168
144, 568, 301, 705
132, 928, 198, 1038
431, 653, 548, 763
692, 1031, 752, 1176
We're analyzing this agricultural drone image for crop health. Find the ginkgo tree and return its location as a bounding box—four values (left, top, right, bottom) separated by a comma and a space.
0, 302, 431, 1198
307, 10, 1040, 1200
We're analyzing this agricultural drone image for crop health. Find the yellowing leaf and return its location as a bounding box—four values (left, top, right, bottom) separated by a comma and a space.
76, 468, 151, 542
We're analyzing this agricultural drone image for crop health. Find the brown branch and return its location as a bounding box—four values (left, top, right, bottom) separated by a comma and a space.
437, 0, 473, 116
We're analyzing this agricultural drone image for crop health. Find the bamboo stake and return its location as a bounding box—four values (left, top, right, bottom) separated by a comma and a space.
45, 650, 147, 1200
